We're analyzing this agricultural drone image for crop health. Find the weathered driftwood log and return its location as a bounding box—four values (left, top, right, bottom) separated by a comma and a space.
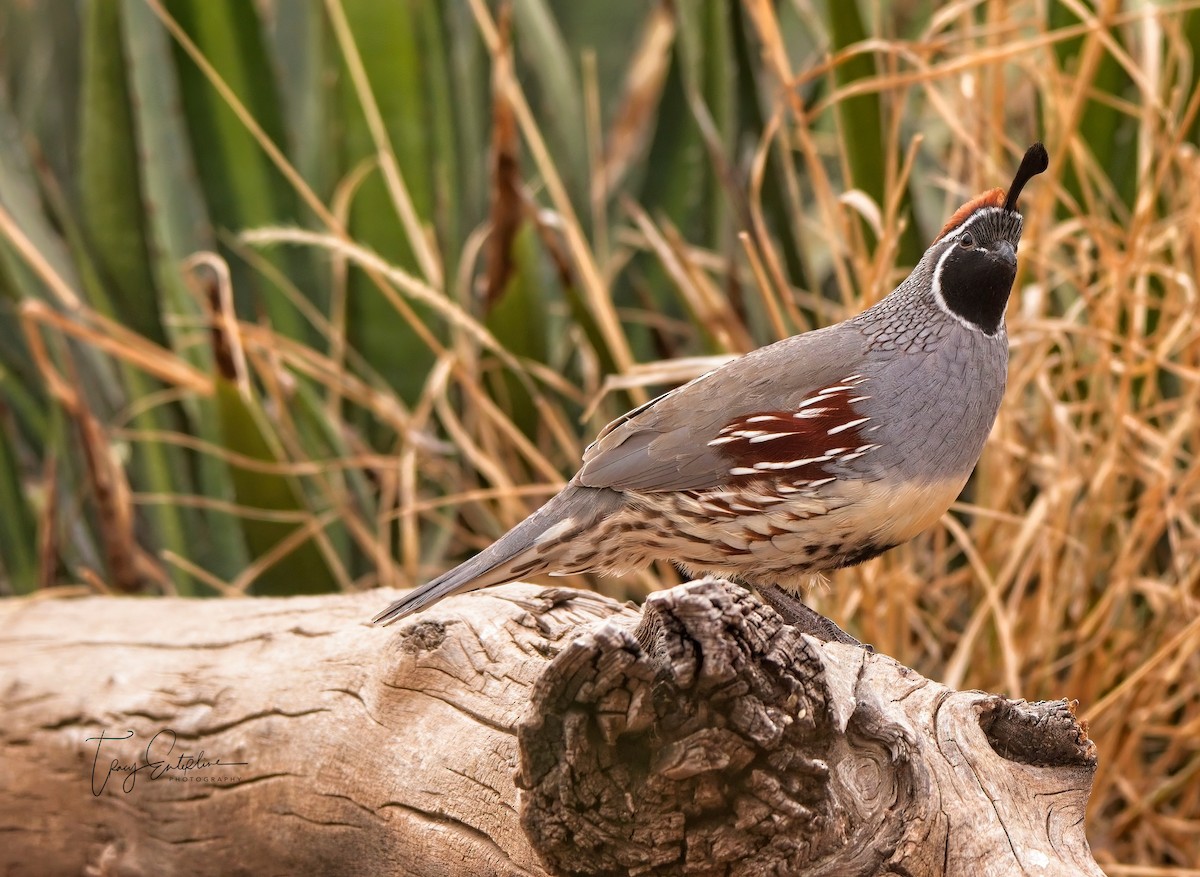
0, 579, 1101, 876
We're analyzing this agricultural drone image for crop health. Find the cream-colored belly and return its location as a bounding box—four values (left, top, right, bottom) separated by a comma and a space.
546, 475, 970, 588
837, 475, 969, 545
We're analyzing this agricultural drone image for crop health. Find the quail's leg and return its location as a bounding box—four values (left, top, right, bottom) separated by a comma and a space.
755, 584, 871, 650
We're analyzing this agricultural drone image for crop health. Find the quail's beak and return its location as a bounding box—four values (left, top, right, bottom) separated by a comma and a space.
991, 239, 1017, 270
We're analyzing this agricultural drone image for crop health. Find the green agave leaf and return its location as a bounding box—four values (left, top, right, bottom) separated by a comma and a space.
2, 61, 191, 593
0, 89, 84, 305
79, 0, 162, 342
421, 5, 463, 280
484, 224, 549, 438
270, 0, 336, 211
45, 402, 108, 584
0, 95, 53, 429
555, 246, 618, 378
676, 0, 731, 249
443, 3, 489, 260
337, 0, 443, 405
512, 0, 589, 209
122, 0, 249, 586
0, 392, 38, 593
625, 47, 718, 359
215, 377, 336, 596
165, 0, 310, 339
637, 51, 707, 244
728, 3, 809, 309
40, 0, 198, 594
287, 377, 379, 571
827, 0, 921, 265
5, 0, 82, 192
120, 0, 213, 308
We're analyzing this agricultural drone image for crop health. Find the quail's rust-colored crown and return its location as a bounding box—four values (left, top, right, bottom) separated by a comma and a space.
935, 188, 1006, 242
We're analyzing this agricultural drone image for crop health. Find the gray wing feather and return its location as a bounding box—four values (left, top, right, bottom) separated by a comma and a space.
576, 326, 864, 493
578, 426, 723, 491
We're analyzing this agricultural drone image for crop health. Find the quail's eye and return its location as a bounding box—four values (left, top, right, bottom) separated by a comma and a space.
959, 231, 975, 249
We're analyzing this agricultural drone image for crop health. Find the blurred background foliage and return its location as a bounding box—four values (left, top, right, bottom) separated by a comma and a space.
1, 0, 1199, 868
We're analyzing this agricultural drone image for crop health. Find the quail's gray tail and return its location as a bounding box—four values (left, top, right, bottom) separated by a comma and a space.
372, 485, 624, 626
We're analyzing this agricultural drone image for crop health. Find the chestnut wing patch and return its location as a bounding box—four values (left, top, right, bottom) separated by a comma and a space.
708, 378, 879, 481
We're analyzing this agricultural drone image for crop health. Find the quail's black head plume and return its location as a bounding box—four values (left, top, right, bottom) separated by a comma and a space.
1003, 142, 1049, 213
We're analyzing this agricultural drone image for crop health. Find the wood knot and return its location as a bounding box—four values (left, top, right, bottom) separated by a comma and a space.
396, 619, 448, 654
979, 697, 1097, 768
516, 579, 836, 875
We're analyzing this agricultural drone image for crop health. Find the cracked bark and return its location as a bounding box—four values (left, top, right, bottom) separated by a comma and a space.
0, 579, 1102, 876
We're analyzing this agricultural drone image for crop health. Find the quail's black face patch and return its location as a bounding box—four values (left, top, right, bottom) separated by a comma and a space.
937, 243, 1018, 335
934, 207, 1023, 335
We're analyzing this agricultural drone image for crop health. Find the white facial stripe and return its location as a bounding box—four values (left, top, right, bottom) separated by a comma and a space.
930, 244, 970, 329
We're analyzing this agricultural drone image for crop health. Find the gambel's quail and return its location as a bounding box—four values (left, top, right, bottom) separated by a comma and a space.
374, 143, 1050, 642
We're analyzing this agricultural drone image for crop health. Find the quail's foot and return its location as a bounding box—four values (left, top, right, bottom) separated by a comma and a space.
755, 584, 873, 651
